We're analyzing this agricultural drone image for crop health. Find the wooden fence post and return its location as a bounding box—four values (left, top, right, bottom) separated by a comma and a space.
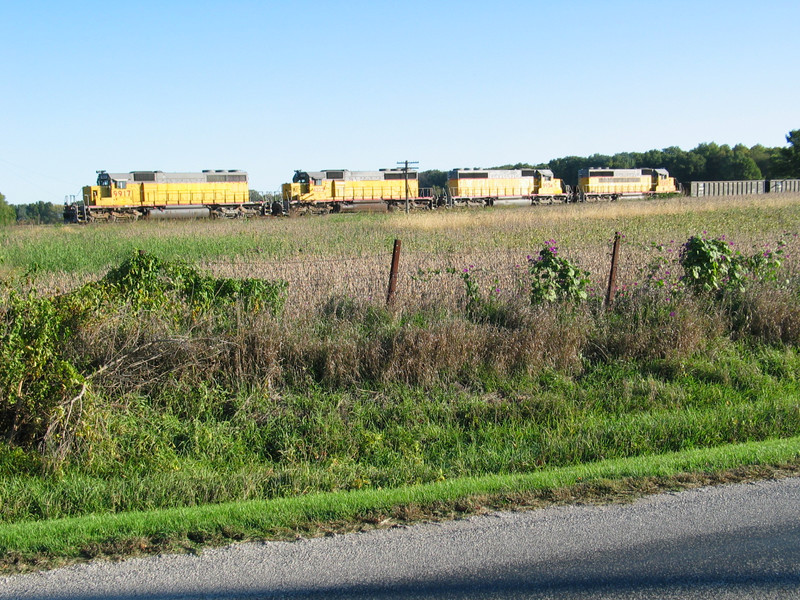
605, 232, 621, 309
386, 239, 401, 306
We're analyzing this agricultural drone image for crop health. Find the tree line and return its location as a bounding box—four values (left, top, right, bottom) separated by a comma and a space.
0, 197, 63, 225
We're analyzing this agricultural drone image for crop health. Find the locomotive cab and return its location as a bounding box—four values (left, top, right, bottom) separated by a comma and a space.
288, 170, 311, 197
640, 168, 678, 194
532, 169, 563, 196
282, 171, 305, 202
85, 171, 129, 204
283, 170, 338, 203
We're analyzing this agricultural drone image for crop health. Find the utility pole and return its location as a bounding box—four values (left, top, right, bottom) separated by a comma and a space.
397, 160, 419, 214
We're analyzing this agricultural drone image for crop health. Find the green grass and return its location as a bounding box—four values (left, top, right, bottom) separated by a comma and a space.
2, 344, 799, 524
1, 436, 798, 569
1, 195, 798, 280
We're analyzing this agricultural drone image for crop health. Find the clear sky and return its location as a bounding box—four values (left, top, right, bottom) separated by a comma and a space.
1, 0, 798, 204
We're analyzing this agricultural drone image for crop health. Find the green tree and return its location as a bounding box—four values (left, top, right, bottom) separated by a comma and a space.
730, 144, 762, 180
693, 143, 736, 180
548, 156, 595, 188
0, 192, 14, 225
15, 201, 62, 224
772, 129, 800, 178
418, 170, 448, 190
656, 146, 706, 183
609, 152, 638, 169
749, 144, 778, 179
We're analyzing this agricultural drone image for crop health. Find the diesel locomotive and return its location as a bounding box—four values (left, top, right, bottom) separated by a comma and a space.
576, 167, 679, 201
65, 169, 258, 222
281, 168, 433, 214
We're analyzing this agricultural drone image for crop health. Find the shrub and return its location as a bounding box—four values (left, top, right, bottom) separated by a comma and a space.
679, 235, 785, 294
0, 251, 288, 468
103, 250, 288, 315
0, 292, 86, 463
528, 240, 590, 305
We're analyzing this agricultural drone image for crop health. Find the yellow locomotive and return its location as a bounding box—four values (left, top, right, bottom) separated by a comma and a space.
281, 169, 432, 213
447, 168, 566, 206
66, 170, 254, 222
576, 168, 678, 201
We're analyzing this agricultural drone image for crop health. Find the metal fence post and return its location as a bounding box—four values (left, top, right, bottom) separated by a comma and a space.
386, 239, 401, 306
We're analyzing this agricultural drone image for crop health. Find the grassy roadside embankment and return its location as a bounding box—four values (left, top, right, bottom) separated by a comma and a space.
3, 437, 800, 573
1, 194, 799, 572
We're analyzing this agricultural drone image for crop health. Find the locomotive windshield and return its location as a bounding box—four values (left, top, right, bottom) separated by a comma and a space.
97, 171, 111, 186
293, 171, 309, 184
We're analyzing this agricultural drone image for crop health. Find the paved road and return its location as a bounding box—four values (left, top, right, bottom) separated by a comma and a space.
2, 477, 799, 599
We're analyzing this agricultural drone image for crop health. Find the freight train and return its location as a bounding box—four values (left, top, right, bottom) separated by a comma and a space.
64, 166, 680, 222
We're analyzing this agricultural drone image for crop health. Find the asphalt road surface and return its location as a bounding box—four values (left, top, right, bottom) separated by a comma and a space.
2, 477, 799, 599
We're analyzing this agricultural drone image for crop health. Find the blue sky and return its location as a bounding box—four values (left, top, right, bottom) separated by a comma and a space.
1, 0, 798, 204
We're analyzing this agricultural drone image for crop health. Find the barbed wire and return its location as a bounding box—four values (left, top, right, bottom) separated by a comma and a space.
200, 248, 547, 268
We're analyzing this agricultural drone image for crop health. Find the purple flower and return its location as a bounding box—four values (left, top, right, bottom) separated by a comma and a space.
669, 311, 676, 317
